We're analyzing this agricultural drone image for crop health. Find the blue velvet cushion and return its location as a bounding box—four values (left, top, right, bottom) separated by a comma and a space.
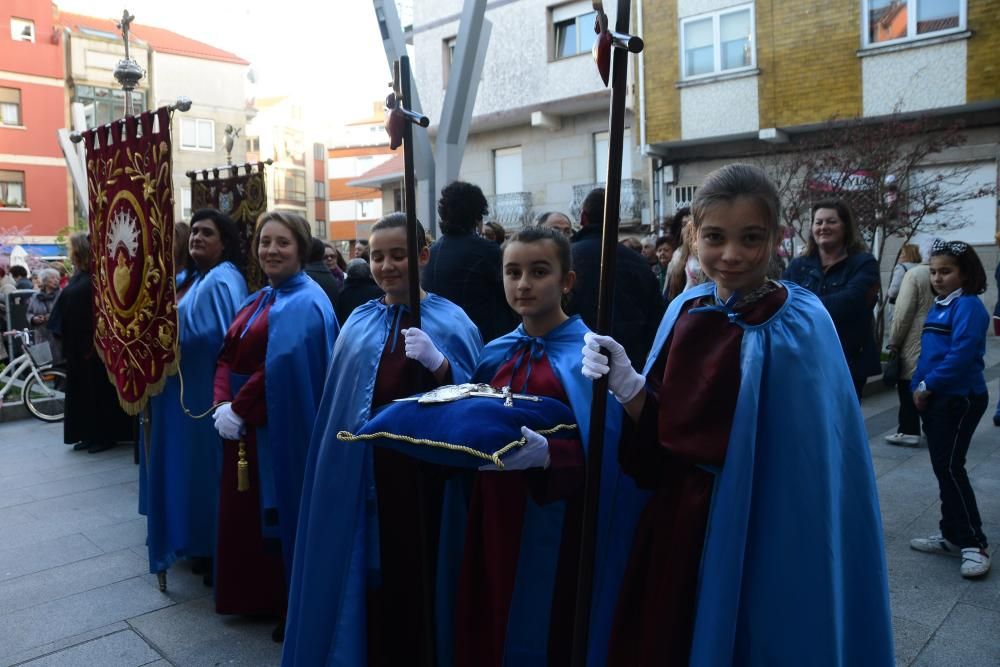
337, 387, 578, 469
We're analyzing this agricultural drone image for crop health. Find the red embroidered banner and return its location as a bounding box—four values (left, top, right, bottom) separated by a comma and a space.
190, 165, 268, 291
85, 107, 178, 415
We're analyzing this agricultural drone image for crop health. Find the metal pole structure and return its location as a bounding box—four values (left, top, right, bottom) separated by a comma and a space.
398, 57, 423, 327
571, 2, 643, 664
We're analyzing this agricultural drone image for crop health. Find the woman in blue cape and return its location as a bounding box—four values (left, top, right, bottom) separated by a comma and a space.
583, 165, 893, 665
210, 211, 338, 625
139, 209, 247, 581
282, 213, 482, 666
435, 227, 647, 666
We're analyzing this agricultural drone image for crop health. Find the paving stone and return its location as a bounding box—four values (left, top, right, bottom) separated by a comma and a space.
0, 549, 147, 617
16, 629, 160, 667
82, 517, 147, 553
127, 597, 282, 666
0, 533, 103, 583
0, 622, 128, 667
891, 615, 935, 667
886, 533, 972, 629
912, 603, 1000, 666
0, 577, 172, 661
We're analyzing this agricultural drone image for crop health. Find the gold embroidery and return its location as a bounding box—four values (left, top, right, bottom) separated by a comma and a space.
336, 423, 578, 470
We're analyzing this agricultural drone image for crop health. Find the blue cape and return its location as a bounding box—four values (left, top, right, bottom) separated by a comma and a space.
239, 271, 338, 579
282, 294, 483, 667
138, 261, 247, 573
434, 316, 648, 666
645, 282, 893, 665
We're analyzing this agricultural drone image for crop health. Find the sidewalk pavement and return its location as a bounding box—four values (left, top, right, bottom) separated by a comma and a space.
1, 346, 999, 665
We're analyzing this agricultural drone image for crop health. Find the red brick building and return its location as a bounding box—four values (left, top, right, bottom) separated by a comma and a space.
0, 0, 71, 253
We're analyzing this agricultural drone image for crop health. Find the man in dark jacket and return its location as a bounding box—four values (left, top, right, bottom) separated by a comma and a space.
335, 258, 384, 324
567, 187, 664, 370
304, 238, 341, 308
10, 265, 33, 290
422, 181, 515, 343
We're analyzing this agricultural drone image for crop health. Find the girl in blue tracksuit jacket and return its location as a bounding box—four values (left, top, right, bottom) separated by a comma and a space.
909, 240, 991, 579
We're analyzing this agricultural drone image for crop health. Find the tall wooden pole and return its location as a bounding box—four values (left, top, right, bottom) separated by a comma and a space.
396, 56, 425, 328
571, 3, 643, 664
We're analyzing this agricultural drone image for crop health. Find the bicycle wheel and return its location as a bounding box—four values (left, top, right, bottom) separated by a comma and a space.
23, 368, 67, 422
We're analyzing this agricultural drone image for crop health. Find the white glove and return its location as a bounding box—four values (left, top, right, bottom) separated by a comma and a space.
581, 332, 645, 404
402, 327, 445, 372
213, 403, 245, 441
480, 426, 550, 471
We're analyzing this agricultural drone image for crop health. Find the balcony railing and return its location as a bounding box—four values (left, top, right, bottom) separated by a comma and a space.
570, 179, 646, 227
487, 192, 534, 230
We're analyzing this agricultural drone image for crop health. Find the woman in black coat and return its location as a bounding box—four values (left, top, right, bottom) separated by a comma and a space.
49, 232, 132, 453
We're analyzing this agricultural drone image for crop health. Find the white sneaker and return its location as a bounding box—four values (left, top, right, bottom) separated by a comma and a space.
910, 534, 963, 557
961, 548, 991, 578
885, 432, 920, 447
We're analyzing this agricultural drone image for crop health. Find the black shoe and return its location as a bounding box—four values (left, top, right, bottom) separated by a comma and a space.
203, 572, 213, 587
272, 619, 285, 643
993, 414, 1000, 427
88, 441, 115, 454
73, 441, 90, 451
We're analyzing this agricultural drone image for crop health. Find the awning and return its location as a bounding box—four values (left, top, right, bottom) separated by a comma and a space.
1, 243, 67, 258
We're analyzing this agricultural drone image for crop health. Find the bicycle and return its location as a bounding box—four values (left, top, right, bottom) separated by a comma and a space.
0, 329, 67, 422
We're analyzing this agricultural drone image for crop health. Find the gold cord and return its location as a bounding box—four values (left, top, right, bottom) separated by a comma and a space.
236, 440, 250, 492
177, 363, 228, 419
336, 423, 578, 470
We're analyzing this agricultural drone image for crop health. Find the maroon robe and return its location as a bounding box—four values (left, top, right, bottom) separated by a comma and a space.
608, 286, 787, 666
453, 348, 584, 667
212, 293, 285, 616
367, 308, 452, 667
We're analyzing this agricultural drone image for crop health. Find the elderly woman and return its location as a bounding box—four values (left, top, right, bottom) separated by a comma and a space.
48, 233, 132, 453
783, 199, 881, 399
26, 267, 62, 363
140, 208, 248, 588
211, 211, 338, 633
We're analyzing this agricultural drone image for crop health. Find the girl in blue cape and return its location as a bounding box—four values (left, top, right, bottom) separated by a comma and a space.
282, 213, 482, 666
582, 164, 894, 665
210, 212, 338, 631
436, 226, 647, 666
139, 209, 247, 582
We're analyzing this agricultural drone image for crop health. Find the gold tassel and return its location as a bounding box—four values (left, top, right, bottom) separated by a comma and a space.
237, 440, 249, 492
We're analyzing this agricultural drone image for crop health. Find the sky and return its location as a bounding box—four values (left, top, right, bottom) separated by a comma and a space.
53, 0, 394, 132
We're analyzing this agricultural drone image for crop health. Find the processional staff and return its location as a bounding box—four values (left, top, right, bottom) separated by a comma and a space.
384, 55, 430, 327
571, 2, 644, 665
383, 54, 436, 667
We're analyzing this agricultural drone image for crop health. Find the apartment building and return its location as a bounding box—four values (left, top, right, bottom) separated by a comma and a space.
640, 0, 999, 243
58, 11, 251, 226
0, 0, 72, 256
411, 0, 649, 231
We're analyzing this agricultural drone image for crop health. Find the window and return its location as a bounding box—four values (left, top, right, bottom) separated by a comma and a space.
672, 185, 698, 211
315, 181, 326, 199
443, 37, 457, 85
73, 85, 146, 128
0, 88, 22, 126
357, 199, 381, 219
393, 188, 403, 213
180, 118, 215, 151
680, 5, 754, 79
864, 0, 964, 46
494, 147, 523, 194
0, 170, 26, 208
180, 187, 192, 219
593, 130, 633, 181
11, 18, 34, 43
313, 142, 325, 161
553, 2, 598, 59
314, 220, 327, 239
247, 136, 260, 153
274, 168, 306, 202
